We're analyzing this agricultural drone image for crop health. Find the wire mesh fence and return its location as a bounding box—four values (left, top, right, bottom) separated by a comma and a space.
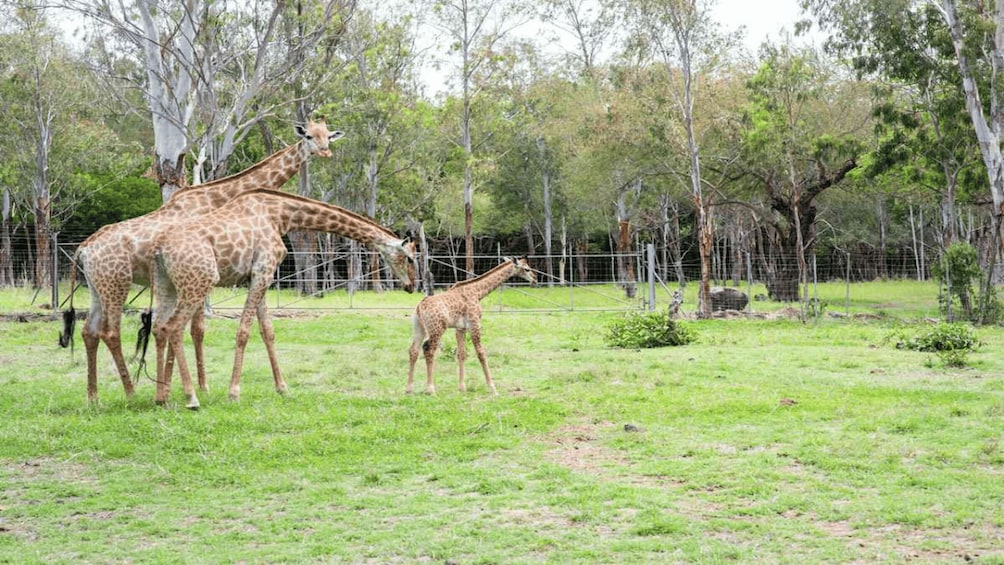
0, 231, 969, 318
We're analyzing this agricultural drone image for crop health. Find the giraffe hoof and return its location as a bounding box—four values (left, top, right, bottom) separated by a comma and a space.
186, 399, 201, 411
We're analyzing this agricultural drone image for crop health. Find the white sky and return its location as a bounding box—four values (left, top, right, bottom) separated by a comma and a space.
711, 0, 815, 52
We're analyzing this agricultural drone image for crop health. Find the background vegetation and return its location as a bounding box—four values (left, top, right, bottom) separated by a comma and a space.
0, 0, 1002, 316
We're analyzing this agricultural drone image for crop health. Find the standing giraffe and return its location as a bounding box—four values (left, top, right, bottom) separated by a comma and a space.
62, 119, 343, 402
149, 190, 417, 409
407, 257, 536, 396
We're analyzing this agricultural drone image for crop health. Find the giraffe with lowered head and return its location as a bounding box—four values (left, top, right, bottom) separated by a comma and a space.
60, 119, 344, 402
406, 256, 535, 396
149, 190, 417, 409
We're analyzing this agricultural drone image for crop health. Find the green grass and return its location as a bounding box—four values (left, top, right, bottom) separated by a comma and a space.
1, 281, 1002, 563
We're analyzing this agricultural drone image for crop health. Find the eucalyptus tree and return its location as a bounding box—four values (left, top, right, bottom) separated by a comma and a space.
623, 0, 742, 316
0, 2, 137, 288
739, 43, 867, 302
800, 0, 985, 250
318, 10, 441, 292
69, 0, 355, 200
430, 0, 531, 275
541, 0, 620, 77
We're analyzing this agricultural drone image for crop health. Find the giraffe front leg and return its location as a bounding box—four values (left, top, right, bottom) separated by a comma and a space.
228, 284, 265, 402
255, 299, 287, 396
455, 329, 467, 392
470, 329, 497, 395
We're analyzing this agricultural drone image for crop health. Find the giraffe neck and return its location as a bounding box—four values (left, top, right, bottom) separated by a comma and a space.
452, 262, 516, 301
254, 191, 401, 247
164, 141, 307, 209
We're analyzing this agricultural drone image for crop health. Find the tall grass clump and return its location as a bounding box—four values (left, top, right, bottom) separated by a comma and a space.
604, 310, 696, 348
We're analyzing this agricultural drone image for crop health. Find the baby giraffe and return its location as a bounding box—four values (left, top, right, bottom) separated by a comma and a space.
407, 256, 536, 395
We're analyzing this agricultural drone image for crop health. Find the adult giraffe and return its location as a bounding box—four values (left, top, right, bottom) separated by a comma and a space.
149, 190, 417, 409
62, 119, 343, 402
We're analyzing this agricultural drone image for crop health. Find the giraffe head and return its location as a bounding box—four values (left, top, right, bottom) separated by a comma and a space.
295, 118, 345, 158
506, 256, 537, 285
378, 239, 417, 293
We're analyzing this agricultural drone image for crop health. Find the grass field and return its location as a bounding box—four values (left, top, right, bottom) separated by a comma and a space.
0, 281, 1002, 563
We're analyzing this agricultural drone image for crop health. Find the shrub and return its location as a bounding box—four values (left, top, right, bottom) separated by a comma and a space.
605, 311, 696, 349
896, 322, 981, 368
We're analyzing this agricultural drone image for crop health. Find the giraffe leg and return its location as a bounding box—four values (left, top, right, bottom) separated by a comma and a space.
470, 328, 497, 395
155, 301, 202, 410
153, 314, 171, 406
423, 334, 441, 395
81, 303, 102, 402
455, 329, 468, 392
190, 308, 208, 392
406, 316, 426, 394
228, 277, 270, 401
255, 299, 287, 396
100, 285, 136, 399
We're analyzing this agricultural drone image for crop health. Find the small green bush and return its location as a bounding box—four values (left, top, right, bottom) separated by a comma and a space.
896, 322, 981, 368
605, 311, 696, 349
898, 323, 979, 352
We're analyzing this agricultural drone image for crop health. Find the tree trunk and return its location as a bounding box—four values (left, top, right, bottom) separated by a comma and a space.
1, 188, 13, 287
616, 219, 636, 298
541, 160, 554, 287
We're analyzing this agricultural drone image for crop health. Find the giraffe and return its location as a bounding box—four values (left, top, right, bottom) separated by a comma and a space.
62, 119, 343, 402
149, 189, 417, 409
406, 257, 536, 396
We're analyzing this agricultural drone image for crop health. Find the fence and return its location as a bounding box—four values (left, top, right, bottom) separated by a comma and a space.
0, 233, 974, 316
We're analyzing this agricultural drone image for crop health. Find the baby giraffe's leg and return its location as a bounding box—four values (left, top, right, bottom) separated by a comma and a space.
406, 314, 426, 394
470, 327, 497, 395
422, 332, 442, 395
455, 329, 467, 392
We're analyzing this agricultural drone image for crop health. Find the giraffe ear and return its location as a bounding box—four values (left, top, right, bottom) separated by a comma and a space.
329, 130, 345, 142
295, 123, 308, 139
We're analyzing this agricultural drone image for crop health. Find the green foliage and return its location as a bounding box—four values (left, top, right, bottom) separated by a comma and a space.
895, 322, 981, 367
604, 310, 696, 349
63, 172, 161, 235
931, 243, 985, 321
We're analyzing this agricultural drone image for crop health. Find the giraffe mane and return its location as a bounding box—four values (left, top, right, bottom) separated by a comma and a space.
238, 189, 405, 240
167, 143, 302, 201
448, 260, 512, 290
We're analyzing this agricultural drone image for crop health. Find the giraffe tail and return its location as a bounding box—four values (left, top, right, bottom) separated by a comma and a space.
58, 247, 82, 350
132, 308, 153, 377
411, 311, 430, 352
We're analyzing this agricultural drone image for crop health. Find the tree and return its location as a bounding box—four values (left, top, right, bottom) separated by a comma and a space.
1, 3, 125, 288
625, 0, 741, 316
431, 0, 530, 276
801, 0, 984, 249
72, 0, 355, 200
740, 43, 866, 302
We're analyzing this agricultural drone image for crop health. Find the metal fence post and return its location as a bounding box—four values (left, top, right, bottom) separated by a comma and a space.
647, 243, 655, 311
51, 232, 59, 309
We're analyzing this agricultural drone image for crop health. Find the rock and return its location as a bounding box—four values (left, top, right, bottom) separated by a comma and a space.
709, 287, 749, 312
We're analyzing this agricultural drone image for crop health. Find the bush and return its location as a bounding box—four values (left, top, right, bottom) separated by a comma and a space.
896, 323, 981, 368
605, 311, 696, 349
